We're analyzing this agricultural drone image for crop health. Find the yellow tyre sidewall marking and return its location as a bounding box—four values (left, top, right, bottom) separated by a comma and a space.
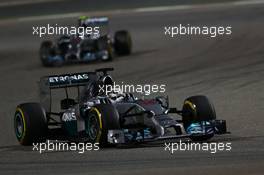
184, 100, 197, 117
90, 107, 102, 143
16, 108, 26, 142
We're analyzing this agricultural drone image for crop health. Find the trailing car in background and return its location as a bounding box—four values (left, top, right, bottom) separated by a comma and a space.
14, 68, 228, 146
39, 17, 132, 67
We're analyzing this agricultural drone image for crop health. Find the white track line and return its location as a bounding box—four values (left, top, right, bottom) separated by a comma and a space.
1, 0, 264, 24
0, 0, 64, 7
19, 12, 83, 22
233, 0, 264, 5
135, 0, 264, 13
135, 5, 192, 13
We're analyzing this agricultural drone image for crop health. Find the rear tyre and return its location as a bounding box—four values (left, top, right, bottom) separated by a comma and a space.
39, 41, 56, 67
114, 30, 132, 56
85, 104, 120, 146
14, 103, 47, 145
182, 95, 216, 141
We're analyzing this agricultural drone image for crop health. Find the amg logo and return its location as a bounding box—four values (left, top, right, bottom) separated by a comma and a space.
49, 74, 89, 83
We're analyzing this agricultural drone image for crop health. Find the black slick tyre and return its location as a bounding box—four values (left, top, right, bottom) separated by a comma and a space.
14, 103, 47, 145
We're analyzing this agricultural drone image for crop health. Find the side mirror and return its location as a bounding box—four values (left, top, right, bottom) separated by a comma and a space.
61, 98, 76, 110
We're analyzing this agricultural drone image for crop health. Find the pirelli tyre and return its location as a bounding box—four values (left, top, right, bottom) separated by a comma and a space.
182, 95, 216, 141
114, 30, 132, 56
85, 104, 120, 146
14, 103, 47, 145
39, 40, 56, 67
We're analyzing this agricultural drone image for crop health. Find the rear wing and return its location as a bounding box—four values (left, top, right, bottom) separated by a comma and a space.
40, 72, 96, 89
84, 17, 109, 25
39, 72, 97, 113
39, 68, 114, 90
83, 17, 109, 36
38, 68, 114, 113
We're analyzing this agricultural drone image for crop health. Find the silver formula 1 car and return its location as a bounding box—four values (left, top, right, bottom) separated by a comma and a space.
39, 17, 132, 67
14, 68, 228, 146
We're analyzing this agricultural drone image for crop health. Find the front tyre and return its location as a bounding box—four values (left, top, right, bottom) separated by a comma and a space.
114, 30, 132, 56
14, 103, 47, 145
182, 95, 216, 141
85, 104, 120, 146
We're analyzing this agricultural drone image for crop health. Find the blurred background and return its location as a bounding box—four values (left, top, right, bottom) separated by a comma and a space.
0, 0, 264, 174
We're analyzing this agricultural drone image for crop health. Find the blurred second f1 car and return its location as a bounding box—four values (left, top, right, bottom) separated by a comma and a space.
14, 68, 228, 146
39, 17, 132, 67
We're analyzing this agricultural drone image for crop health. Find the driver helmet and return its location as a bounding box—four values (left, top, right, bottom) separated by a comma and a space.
98, 75, 114, 96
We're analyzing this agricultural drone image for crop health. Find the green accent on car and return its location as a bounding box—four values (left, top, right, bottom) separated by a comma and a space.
79, 15, 88, 20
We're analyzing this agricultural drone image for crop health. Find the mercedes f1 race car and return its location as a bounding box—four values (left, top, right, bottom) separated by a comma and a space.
39, 17, 132, 67
14, 68, 228, 146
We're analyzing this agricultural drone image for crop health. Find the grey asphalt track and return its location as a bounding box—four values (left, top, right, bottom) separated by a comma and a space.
0, 0, 241, 19
0, 1, 264, 175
